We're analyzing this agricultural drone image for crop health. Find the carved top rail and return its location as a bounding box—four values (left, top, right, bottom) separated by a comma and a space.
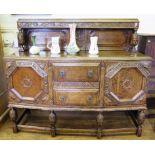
17, 18, 139, 29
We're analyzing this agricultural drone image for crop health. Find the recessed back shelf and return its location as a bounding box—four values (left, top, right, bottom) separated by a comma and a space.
17, 19, 139, 52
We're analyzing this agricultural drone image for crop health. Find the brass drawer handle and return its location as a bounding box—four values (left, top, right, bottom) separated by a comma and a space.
87, 70, 93, 78
59, 70, 65, 78
87, 95, 93, 102
59, 96, 65, 103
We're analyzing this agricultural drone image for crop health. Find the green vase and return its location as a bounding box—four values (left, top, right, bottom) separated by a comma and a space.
29, 35, 40, 55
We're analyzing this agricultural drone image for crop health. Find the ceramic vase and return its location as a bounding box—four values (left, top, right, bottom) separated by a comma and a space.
89, 36, 99, 55
66, 24, 80, 55
29, 35, 40, 55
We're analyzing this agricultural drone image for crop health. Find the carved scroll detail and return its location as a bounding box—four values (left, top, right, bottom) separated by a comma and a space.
21, 77, 33, 88
17, 21, 137, 29
120, 78, 134, 90
54, 82, 99, 89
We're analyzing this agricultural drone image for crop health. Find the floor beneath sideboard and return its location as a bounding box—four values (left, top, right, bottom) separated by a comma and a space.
0, 109, 155, 140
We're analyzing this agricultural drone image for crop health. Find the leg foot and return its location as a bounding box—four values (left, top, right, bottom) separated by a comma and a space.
9, 108, 18, 133
136, 110, 145, 137
97, 112, 104, 139
49, 111, 56, 137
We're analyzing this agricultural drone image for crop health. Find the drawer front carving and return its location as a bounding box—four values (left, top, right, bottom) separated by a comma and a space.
104, 62, 150, 105
53, 89, 99, 106
5, 60, 50, 105
53, 63, 100, 82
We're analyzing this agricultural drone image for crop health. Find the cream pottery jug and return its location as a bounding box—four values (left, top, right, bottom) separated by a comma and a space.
47, 37, 60, 55
89, 36, 99, 55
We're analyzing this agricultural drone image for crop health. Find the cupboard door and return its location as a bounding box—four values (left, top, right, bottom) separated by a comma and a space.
5, 61, 50, 106
104, 62, 150, 105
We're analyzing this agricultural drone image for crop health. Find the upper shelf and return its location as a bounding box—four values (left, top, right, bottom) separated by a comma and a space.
17, 18, 140, 53
17, 18, 139, 29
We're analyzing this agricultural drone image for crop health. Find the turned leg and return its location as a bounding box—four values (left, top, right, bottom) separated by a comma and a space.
97, 112, 104, 139
49, 111, 56, 137
9, 108, 18, 133
136, 110, 145, 137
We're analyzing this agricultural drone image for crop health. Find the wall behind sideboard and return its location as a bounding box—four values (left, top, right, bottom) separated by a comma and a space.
0, 14, 155, 54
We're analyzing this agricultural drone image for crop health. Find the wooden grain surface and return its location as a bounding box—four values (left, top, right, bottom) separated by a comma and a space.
3, 51, 152, 61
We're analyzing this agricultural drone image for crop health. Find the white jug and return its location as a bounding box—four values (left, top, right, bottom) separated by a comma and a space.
47, 37, 60, 55
89, 36, 99, 55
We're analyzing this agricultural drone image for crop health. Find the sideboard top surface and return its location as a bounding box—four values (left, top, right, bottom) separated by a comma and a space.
18, 18, 139, 23
3, 51, 152, 61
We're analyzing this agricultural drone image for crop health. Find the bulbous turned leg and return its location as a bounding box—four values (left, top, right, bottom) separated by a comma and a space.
49, 111, 56, 137
136, 110, 145, 137
97, 112, 104, 139
9, 108, 18, 133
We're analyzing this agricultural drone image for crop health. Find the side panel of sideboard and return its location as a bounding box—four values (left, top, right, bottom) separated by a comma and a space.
138, 35, 155, 97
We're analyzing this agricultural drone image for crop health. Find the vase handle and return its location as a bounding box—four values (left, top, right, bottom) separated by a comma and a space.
47, 41, 52, 50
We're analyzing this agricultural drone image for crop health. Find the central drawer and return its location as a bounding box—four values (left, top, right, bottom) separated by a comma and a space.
52, 63, 100, 82
53, 89, 99, 106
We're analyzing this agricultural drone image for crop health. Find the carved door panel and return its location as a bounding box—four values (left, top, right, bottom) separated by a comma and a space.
104, 62, 150, 105
5, 60, 50, 106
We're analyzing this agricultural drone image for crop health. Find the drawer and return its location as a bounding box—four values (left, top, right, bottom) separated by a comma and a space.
53, 63, 100, 82
53, 89, 99, 106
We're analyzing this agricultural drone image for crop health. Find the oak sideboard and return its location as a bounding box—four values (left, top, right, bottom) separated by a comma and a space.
3, 19, 152, 138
